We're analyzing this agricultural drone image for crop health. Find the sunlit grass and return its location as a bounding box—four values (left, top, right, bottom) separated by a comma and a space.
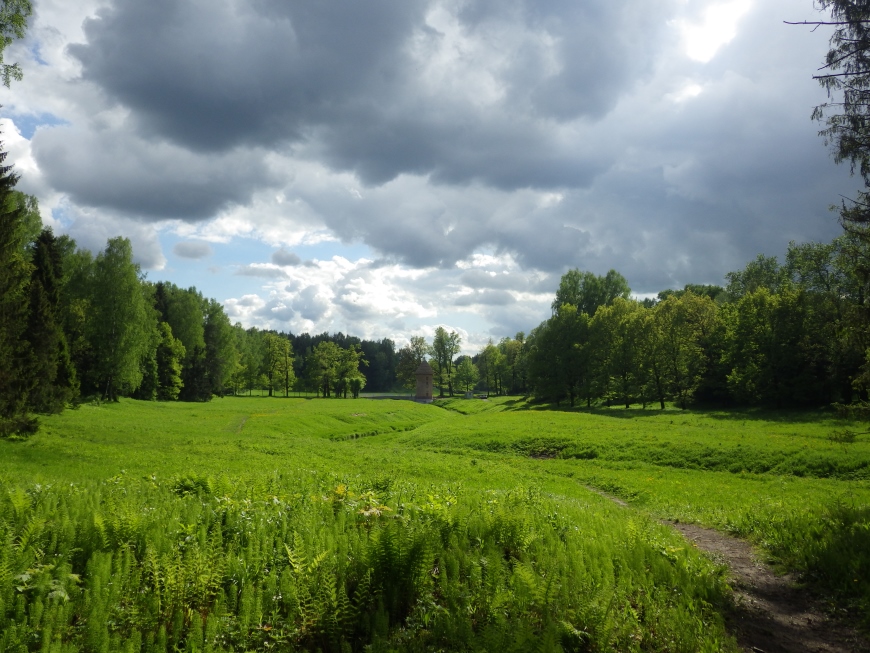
2, 395, 868, 650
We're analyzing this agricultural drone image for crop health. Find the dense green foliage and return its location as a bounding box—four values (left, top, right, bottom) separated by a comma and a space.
2, 397, 869, 650
525, 237, 870, 409
0, 0, 31, 86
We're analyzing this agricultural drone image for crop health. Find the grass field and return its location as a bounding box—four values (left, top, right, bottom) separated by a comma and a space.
1, 396, 868, 651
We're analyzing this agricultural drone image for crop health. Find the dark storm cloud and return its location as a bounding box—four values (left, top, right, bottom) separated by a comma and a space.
173, 241, 212, 259
66, 0, 666, 190
30, 0, 855, 299
316, 117, 609, 189
31, 125, 272, 219
69, 0, 425, 153
457, 0, 669, 121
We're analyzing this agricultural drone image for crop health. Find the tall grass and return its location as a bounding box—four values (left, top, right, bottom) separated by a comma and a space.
2, 396, 869, 647
0, 474, 735, 652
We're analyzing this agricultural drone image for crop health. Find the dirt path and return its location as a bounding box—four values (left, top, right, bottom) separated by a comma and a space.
670, 521, 868, 653
587, 487, 867, 652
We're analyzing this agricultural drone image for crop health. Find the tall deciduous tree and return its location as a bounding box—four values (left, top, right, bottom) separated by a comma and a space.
337, 344, 367, 398
203, 299, 236, 397
57, 245, 95, 393
552, 269, 630, 316
396, 336, 428, 389
454, 356, 479, 393
159, 284, 209, 401
88, 238, 155, 401
430, 327, 461, 396
527, 305, 591, 406
263, 332, 291, 397
240, 327, 265, 395
308, 341, 341, 397
724, 254, 785, 299
592, 298, 646, 409
156, 322, 185, 400
498, 335, 525, 395
654, 292, 716, 409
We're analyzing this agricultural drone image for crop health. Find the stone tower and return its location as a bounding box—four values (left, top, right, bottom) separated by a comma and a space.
415, 361, 434, 403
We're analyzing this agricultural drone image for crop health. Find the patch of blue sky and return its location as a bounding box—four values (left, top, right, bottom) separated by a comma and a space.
11, 112, 67, 139
29, 43, 49, 66
155, 232, 375, 304
157, 233, 258, 298
49, 204, 76, 230
143, 259, 258, 306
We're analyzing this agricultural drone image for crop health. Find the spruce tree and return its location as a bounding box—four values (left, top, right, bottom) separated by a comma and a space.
26, 228, 79, 412
0, 139, 35, 434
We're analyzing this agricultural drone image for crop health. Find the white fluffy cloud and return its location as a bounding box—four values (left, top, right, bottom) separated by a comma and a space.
221, 250, 549, 352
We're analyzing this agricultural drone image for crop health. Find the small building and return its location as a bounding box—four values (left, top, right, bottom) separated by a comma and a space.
415, 361, 434, 403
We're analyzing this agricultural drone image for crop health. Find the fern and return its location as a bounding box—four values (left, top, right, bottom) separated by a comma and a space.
0, 556, 12, 589
6, 487, 29, 524
92, 512, 109, 550
13, 515, 45, 562
308, 550, 328, 574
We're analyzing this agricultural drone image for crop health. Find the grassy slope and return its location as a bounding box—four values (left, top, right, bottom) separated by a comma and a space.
419, 398, 870, 618
1, 396, 869, 651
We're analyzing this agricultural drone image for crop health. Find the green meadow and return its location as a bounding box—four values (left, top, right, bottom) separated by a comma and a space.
1, 397, 869, 652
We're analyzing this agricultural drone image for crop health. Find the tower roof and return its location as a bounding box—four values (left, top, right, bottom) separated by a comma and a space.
415, 361, 434, 375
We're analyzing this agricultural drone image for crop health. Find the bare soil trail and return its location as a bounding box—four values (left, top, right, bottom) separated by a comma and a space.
587, 487, 868, 652
671, 521, 867, 653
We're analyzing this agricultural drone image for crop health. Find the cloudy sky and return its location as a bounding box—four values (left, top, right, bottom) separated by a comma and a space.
0, 0, 854, 352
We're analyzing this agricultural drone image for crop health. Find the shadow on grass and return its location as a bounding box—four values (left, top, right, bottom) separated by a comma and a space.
770, 502, 870, 630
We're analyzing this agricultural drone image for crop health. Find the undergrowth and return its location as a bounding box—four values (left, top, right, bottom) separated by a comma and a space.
0, 475, 735, 652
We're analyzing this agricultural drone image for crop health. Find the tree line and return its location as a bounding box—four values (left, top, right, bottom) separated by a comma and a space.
384, 235, 870, 411
526, 236, 870, 409
392, 328, 528, 398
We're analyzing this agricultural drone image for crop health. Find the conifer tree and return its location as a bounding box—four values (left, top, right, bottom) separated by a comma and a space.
0, 138, 34, 434
26, 228, 78, 411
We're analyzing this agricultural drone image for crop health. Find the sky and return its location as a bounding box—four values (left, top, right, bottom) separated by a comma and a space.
0, 0, 856, 354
